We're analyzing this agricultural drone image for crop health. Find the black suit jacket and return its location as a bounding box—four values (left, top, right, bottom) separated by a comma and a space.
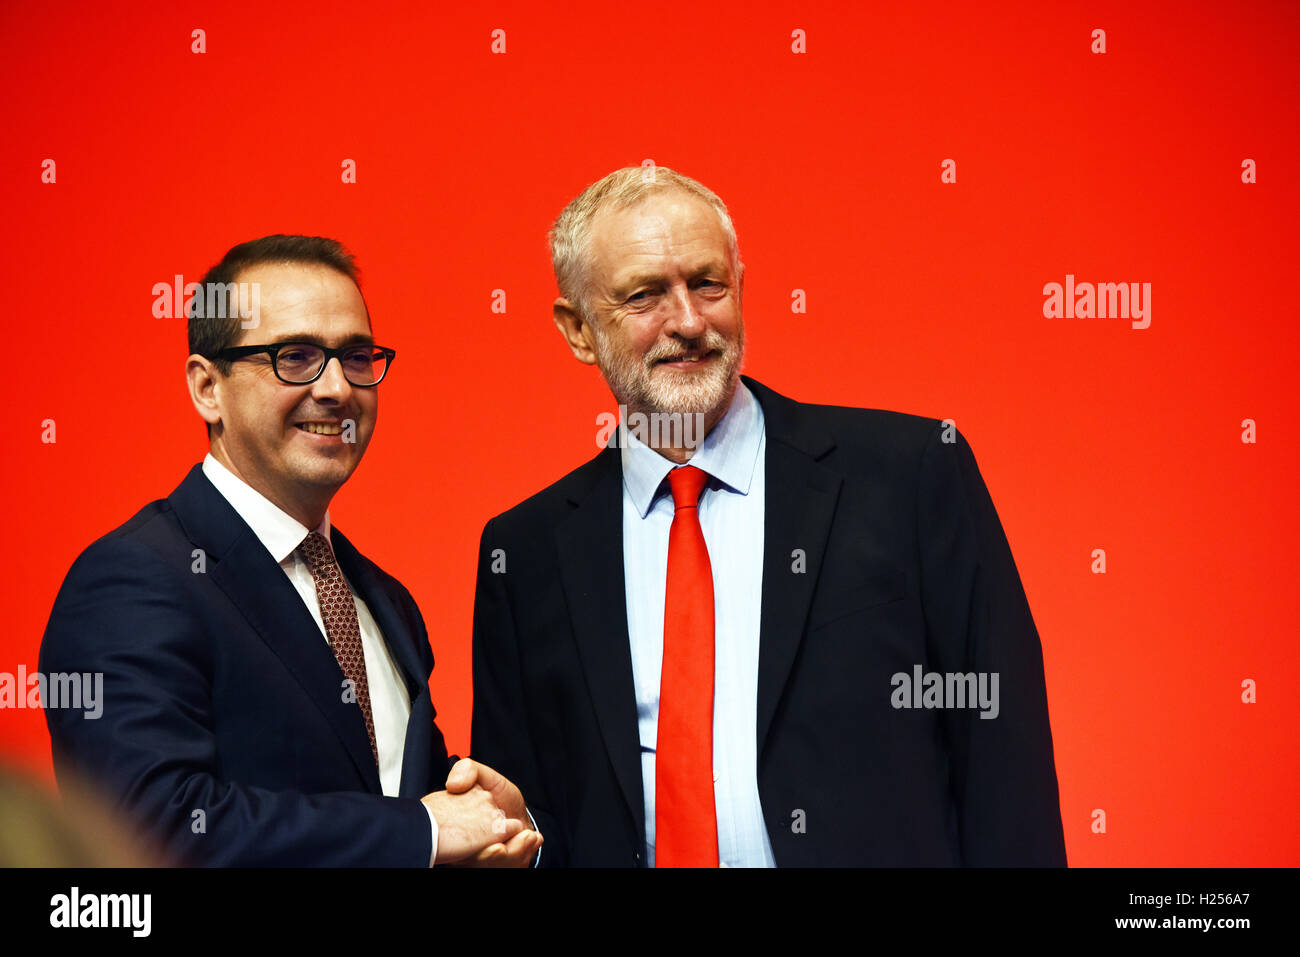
471, 376, 1067, 866
39, 465, 451, 866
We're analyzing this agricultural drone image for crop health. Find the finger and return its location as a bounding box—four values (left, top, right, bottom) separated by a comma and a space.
464, 833, 536, 869
445, 842, 505, 868
505, 829, 541, 854
493, 813, 524, 842
444, 757, 479, 793
495, 829, 543, 867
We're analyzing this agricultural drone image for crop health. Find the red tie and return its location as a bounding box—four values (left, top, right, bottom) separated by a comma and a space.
655, 465, 719, 867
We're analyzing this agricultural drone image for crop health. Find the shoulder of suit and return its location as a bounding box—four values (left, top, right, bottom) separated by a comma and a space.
743, 377, 990, 502
795, 398, 947, 451
56, 493, 191, 587
481, 448, 614, 535
748, 377, 955, 464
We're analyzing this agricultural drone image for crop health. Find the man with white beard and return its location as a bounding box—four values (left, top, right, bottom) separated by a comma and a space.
469, 167, 1067, 867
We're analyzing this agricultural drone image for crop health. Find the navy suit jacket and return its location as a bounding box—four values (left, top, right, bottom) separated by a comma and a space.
40, 465, 450, 866
471, 376, 1068, 866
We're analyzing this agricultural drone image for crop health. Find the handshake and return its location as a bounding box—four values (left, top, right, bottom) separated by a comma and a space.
421, 758, 543, 867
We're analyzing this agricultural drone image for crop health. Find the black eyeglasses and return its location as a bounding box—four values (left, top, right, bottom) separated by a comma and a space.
214, 342, 396, 386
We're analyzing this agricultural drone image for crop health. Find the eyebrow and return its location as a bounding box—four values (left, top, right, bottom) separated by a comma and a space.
612, 262, 731, 297
263, 333, 375, 347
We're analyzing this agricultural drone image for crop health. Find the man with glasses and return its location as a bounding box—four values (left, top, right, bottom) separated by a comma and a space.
39, 235, 540, 867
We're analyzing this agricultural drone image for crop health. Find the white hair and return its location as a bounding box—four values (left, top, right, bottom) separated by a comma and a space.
548, 166, 742, 319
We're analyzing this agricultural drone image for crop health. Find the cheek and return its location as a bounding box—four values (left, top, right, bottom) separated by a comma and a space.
708, 299, 742, 330
227, 392, 265, 432
253, 393, 303, 435
623, 318, 664, 356
356, 399, 378, 433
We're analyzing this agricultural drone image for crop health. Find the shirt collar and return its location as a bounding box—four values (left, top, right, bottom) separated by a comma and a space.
620, 380, 765, 519
201, 453, 331, 563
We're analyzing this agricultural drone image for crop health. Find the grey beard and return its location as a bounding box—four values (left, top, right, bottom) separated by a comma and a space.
592, 327, 744, 421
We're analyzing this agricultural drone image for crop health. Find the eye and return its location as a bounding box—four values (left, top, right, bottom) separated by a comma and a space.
342, 348, 374, 369
279, 348, 311, 363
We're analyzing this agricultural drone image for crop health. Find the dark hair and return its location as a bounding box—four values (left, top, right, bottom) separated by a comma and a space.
187, 235, 362, 374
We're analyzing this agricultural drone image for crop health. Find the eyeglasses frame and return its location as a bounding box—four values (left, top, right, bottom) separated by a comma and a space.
212, 342, 397, 387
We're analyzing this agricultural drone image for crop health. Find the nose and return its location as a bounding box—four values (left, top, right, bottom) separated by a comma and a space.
310, 355, 354, 402
662, 284, 707, 339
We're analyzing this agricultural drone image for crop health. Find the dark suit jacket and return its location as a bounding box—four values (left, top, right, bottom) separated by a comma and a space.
39, 465, 450, 866
471, 376, 1067, 866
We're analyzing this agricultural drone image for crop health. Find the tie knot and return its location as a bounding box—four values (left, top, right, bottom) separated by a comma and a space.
297, 531, 337, 576
668, 465, 709, 510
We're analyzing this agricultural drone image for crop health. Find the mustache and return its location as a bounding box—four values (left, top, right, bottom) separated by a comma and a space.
643, 332, 733, 365
292, 406, 360, 422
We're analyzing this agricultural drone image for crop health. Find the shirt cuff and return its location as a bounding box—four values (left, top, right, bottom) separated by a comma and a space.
526, 806, 541, 868
424, 800, 440, 867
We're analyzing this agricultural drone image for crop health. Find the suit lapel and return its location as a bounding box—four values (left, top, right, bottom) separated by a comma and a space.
744, 378, 843, 754
552, 379, 842, 835
331, 530, 426, 700
554, 447, 646, 840
332, 529, 435, 798
168, 467, 383, 793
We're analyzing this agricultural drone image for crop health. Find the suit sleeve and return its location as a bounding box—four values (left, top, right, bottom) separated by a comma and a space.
469, 518, 564, 866
916, 423, 1068, 866
39, 537, 433, 867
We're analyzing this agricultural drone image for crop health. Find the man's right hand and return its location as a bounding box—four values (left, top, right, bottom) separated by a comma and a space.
421, 785, 525, 864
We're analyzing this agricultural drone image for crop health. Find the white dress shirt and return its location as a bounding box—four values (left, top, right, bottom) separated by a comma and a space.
620, 382, 777, 867
201, 454, 439, 863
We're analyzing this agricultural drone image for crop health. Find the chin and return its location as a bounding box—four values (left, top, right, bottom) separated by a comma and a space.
291, 455, 357, 489
643, 365, 738, 419
596, 338, 743, 424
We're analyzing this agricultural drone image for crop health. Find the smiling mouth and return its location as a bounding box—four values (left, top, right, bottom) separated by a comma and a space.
655, 350, 717, 366
296, 422, 343, 435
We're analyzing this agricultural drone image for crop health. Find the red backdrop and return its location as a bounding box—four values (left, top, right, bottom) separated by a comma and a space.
2, 0, 1297, 866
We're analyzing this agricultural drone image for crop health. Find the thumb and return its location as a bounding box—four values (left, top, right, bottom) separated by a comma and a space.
468, 760, 506, 797
444, 757, 478, 793
471, 763, 524, 818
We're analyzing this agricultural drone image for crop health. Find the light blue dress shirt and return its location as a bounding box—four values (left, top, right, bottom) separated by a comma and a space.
620, 381, 776, 867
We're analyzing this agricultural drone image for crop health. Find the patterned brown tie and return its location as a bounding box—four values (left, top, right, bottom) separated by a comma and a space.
298, 531, 378, 767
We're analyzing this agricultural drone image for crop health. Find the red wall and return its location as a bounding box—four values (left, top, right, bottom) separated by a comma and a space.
2, 0, 1297, 866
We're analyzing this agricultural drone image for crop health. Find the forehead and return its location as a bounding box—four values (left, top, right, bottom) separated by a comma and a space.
588, 191, 732, 282
231, 262, 370, 343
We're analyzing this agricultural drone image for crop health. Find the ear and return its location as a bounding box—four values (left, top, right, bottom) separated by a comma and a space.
552, 298, 598, 366
186, 354, 224, 431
